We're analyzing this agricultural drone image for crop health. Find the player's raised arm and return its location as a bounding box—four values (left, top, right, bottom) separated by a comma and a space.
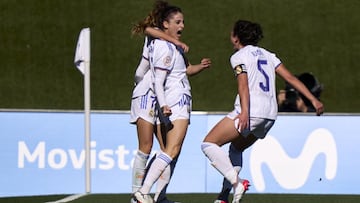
276, 64, 324, 115
186, 58, 211, 76
145, 27, 189, 52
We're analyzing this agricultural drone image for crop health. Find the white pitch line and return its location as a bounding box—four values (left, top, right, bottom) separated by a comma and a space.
44, 193, 88, 203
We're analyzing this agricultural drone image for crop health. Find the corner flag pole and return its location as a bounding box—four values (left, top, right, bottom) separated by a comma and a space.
74, 27, 91, 194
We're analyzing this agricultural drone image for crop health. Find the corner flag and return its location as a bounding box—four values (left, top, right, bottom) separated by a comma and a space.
74, 28, 91, 194
74, 28, 90, 74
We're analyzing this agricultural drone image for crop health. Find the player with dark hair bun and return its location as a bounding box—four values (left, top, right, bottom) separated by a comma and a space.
232, 20, 263, 46
201, 19, 324, 203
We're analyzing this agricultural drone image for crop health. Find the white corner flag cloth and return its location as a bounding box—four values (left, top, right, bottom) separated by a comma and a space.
74, 28, 90, 75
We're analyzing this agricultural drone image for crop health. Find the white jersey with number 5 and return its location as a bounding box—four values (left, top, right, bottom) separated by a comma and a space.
230, 45, 281, 120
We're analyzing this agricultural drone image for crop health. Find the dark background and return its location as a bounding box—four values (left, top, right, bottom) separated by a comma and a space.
1, 0, 359, 112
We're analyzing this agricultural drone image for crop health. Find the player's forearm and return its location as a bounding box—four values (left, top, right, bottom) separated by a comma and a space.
186, 58, 211, 76
154, 68, 168, 107
289, 77, 318, 103
145, 27, 182, 47
134, 57, 150, 83
186, 64, 203, 76
239, 90, 250, 115
237, 74, 250, 115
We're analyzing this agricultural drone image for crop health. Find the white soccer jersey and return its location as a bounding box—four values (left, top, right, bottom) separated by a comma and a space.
230, 45, 281, 120
132, 71, 152, 98
132, 37, 153, 98
142, 36, 149, 60
149, 39, 191, 107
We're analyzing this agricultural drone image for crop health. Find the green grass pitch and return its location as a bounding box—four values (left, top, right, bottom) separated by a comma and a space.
1, 194, 360, 203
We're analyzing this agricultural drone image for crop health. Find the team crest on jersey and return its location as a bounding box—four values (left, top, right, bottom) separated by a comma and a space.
149, 109, 155, 117
163, 56, 172, 67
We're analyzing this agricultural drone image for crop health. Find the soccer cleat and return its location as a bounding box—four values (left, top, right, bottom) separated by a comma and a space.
232, 179, 250, 203
241, 179, 250, 191
133, 191, 154, 203
215, 187, 231, 203
214, 200, 228, 203
131, 197, 137, 203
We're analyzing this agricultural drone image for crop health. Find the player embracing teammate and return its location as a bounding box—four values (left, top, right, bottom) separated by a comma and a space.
129, 1, 323, 203
129, 1, 210, 203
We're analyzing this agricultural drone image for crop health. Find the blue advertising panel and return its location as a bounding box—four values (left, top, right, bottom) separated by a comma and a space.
0, 111, 359, 197
204, 115, 360, 194
0, 112, 85, 196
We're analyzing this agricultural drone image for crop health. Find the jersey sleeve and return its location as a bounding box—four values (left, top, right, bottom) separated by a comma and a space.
268, 52, 282, 70
141, 37, 149, 60
152, 40, 175, 72
230, 53, 248, 76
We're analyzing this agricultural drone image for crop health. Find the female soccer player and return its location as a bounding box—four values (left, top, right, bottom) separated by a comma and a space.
131, 1, 210, 203
130, 1, 189, 203
201, 20, 324, 203
133, 1, 210, 203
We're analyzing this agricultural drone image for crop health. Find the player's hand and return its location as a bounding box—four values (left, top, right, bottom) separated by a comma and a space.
235, 112, 249, 133
200, 58, 211, 69
161, 105, 172, 117
177, 42, 189, 53
312, 99, 324, 116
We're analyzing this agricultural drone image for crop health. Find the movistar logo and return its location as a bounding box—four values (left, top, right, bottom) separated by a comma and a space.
250, 128, 337, 191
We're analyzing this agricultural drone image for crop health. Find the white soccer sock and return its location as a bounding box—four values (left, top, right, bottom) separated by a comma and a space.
140, 152, 172, 194
201, 142, 238, 185
154, 164, 171, 201
223, 144, 243, 190
132, 150, 150, 193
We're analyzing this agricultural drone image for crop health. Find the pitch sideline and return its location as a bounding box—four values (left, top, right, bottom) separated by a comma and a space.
45, 194, 88, 203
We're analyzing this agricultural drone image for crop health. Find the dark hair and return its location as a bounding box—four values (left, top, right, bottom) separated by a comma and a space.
131, 1, 182, 35
131, 0, 170, 35
232, 20, 263, 46
156, 3, 182, 30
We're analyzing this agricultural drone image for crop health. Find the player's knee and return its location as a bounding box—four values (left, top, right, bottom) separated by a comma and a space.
201, 142, 216, 155
139, 143, 153, 154
164, 145, 181, 159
